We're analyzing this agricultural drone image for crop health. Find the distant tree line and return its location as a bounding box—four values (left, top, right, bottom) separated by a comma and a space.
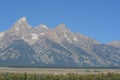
0, 72, 120, 80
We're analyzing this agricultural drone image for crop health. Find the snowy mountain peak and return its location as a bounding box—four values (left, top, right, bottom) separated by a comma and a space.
40, 24, 48, 29
10, 17, 32, 31
15, 16, 29, 25
35, 24, 48, 29
34, 24, 48, 33
17, 17, 27, 22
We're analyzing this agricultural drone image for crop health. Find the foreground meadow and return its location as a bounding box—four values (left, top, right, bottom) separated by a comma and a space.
0, 68, 120, 80
0, 72, 120, 80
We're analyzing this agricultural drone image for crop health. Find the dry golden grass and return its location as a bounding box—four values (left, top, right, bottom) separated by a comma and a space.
0, 67, 120, 75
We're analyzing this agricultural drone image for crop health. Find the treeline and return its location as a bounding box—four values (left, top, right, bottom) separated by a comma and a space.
0, 73, 120, 80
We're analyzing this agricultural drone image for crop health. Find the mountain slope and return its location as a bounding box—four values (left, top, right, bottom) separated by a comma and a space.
0, 40, 36, 66
0, 17, 120, 67
107, 41, 120, 48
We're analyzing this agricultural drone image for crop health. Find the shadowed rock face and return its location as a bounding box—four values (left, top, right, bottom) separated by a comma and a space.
0, 17, 120, 67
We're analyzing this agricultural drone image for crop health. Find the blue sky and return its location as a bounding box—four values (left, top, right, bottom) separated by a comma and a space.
0, 0, 120, 43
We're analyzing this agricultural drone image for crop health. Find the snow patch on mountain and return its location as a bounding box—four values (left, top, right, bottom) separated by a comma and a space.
40, 33, 45, 35
37, 24, 48, 29
74, 37, 78, 41
0, 32, 4, 37
14, 27, 19, 31
42, 25, 48, 29
64, 34, 70, 41
0, 32, 4, 40
31, 33, 39, 40
22, 37, 25, 40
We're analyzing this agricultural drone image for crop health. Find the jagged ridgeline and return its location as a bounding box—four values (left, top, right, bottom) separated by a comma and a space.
0, 17, 120, 68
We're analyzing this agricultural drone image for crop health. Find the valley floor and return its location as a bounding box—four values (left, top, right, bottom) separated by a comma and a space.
0, 67, 120, 74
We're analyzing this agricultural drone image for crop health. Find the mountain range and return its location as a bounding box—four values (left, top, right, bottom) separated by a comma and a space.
0, 17, 120, 68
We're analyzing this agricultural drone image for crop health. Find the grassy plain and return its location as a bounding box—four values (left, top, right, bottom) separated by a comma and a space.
0, 67, 120, 74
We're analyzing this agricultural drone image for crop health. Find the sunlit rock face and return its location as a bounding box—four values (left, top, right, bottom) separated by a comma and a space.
107, 41, 120, 48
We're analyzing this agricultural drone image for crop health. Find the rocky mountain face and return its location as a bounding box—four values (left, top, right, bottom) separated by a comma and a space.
107, 41, 120, 48
0, 17, 120, 67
